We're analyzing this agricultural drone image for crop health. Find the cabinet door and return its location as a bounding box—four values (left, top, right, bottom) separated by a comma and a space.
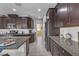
51, 40, 60, 56
1, 18, 8, 29
53, 42, 60, 56
27, 18, 31, 28
16, 17, 22, 29
57, 3, 69, 26
21, 18, 27, 29
57, 3, 68, 20
0, 18, 1, 29
49, 38, 51, 51
16, 17, 27, 29
46, 37, 51, 51
50, 39, 55, 55
47, 8, 54, 21
59, 46, 72, 56
69, 3, 79, 26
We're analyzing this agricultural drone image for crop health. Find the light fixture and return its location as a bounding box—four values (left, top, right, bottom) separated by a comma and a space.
12, 8, 16, 12
38, 8, 41, 12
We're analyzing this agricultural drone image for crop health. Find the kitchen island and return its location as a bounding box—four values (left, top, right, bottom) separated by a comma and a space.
48, 36, 79, 56
0, 36, 30, 56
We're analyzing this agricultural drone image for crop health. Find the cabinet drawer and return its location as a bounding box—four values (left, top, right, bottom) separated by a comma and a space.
59, 47, 72, 56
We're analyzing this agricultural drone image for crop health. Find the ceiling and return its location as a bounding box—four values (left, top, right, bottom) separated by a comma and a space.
0, 3, 57, 19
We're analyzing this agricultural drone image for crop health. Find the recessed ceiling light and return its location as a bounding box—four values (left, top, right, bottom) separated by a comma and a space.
38, 8, 41, 12
13, 8, 16, 12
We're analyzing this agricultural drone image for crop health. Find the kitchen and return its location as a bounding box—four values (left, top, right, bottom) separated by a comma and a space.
1, 3, 79, 56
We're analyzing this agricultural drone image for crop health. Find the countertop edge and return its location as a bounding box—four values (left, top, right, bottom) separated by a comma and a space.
0, 36, 30, 49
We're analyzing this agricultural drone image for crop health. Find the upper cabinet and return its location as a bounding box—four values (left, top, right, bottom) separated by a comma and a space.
69, 3, 79, 26
27, 17, 34, 29
57, 3, 68, 21
46, 8, 55, 22
56, 3, 70, 26
46, 3, 79, 36
56, 3, 79, 27
0, 14, 34, 29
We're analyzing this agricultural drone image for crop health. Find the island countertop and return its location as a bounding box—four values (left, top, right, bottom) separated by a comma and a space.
49, 36, 79, 56
0, 36, 30, 49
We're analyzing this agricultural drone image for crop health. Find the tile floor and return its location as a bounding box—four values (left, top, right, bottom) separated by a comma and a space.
28, 36, 52, 56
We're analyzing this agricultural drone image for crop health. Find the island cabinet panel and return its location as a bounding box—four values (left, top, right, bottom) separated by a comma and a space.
49, 38, 72, 56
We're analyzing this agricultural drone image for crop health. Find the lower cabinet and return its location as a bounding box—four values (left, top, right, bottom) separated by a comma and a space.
49, 38, 72, 56
45, 37, 51, 51
59, 47, 72, 56
50, 39, 60, 56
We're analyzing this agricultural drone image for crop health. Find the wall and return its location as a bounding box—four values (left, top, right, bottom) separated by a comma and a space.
43, 16, 47, 47
60, 27, 79, 42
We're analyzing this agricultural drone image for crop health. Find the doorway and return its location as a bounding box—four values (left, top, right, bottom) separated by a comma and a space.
36, 23, 43, 47
36, 24, 43, 37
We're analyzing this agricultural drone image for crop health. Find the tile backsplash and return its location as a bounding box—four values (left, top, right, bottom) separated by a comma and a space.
60, 27, 79, 42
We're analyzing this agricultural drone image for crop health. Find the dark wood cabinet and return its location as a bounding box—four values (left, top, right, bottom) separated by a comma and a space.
46, 8, 60, 36
29, 34, 35, 43
20, 17, 27, 29
27, 17, 33, 28
46, 8, 55, 21
56, 3, 79, 26
50, 39, 60, 56
56, 3, 70, 26
56, 4, 68, 20
46, 3, 79, 38
0, 16, 9, 29
69, 3, 79, 26
0, 15, 33, 29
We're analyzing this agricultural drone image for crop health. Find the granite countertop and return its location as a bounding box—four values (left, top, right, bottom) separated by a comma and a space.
0, 33, 34, 39
0, 35, 31, 39
49, 36, 79, 56
0, 36, 30, 49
